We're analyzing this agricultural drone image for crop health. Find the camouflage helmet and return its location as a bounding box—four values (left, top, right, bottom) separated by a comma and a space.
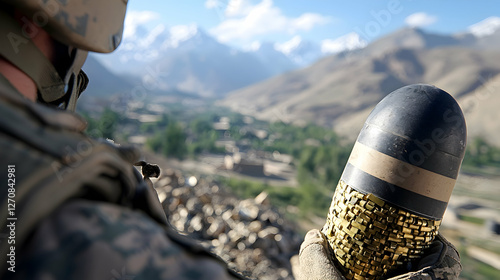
0, 0, 129, 110
1, 0, 128, 53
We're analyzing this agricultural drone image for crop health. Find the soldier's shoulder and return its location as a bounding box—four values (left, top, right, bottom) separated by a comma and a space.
0, 89, 140, 193
13, 199, 239, 280
0, 85, 94, 171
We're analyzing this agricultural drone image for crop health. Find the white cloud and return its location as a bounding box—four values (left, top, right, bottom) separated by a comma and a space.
205, 0, 259, 17
405, 12, 437, 27
321, 32, 367, 54
125, 11, 161, 26
169, 24, 200, 48
249, 41, 262, 51
291, 13, 331, 32
124, 10, 161, 39
209, 0, 331, 43
275, 35, 303, 55
225, 0, 254, 17
205, 0, 220, 9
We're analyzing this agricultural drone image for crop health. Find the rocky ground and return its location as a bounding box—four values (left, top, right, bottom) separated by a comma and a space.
153, 168, 303, 280
142, 158, 500, 280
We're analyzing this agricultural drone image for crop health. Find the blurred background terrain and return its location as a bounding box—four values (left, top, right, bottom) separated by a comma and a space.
78, 1, 500, 279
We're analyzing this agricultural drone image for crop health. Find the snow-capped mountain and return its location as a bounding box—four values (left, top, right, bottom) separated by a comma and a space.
92, 21, 372, 97
468, 16, 500, 37
87, 16, 500, 99
96, 24, 223, 73
275, 36, 323, 66
94, 24, 331, 97
461, 16, 500, 50
249, 42, 296, 75
94, 24, 287, 97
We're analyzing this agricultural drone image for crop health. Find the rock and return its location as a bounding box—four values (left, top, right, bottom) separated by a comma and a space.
237, 242, 246, 251
238, 199, 260, 221
255, 191, 271, 206
275, 234, 291, 253
252, 248, 264, 263
253, 236, 271, 250
228, 229, 243, 244
248, 220, 263, 233
156, 177, 172, 188
258, 226, 279, 239
207, 219, 226, 237
222, 209, 233, 221
290, 255, 300, 279
156, 169, 302, 280
202, 204, 214, 216
186, 197, 202, 213
260, 209, 279, 224
199, 193, 212, 204
247, 233, 258, 246
187, 176, 198, 187
218, 233, 229, 245
166, 197, 181, 212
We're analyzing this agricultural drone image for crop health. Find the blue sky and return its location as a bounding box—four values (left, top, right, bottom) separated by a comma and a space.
125, 0, 500, 48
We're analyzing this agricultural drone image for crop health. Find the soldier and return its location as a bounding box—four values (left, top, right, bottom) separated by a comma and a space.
0, 1, 242, 279
0, 1, 462, 280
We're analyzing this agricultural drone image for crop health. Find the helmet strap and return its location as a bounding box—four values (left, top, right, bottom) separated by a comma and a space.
64, 69, 89, 111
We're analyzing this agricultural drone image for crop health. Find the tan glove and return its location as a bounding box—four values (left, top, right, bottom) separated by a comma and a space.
296, 230, 462, 280
296, 229, 346, 280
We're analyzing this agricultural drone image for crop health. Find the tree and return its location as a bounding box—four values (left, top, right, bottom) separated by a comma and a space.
81, 108, 120, 139
463, 137, 500, 167
158, 114, 170, 128
163, 122, 187, 159
190, 118, 213, 134
99, 108, 119, 139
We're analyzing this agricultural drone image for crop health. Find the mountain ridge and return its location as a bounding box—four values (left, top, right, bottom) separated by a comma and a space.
91, 23, 369, 97
83, 17, 500, 142
89, 16, 500, 98
219, 26, 500, 142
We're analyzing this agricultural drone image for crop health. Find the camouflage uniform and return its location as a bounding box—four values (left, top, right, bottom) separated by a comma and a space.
0, 74, 243, 279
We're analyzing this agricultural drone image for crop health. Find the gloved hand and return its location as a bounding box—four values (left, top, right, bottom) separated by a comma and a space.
296, 229, 462, 280
387, 233, 462, 280
296, 229, 346, 280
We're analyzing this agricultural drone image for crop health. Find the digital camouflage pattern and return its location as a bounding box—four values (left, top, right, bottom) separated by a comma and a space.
1, 0, 128, 53
13, 200, 239, 280
0, 74, 243, 280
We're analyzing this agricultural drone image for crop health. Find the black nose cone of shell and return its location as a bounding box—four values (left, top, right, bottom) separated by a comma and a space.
342, 84, 467, 220
365, 84, 466, 161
